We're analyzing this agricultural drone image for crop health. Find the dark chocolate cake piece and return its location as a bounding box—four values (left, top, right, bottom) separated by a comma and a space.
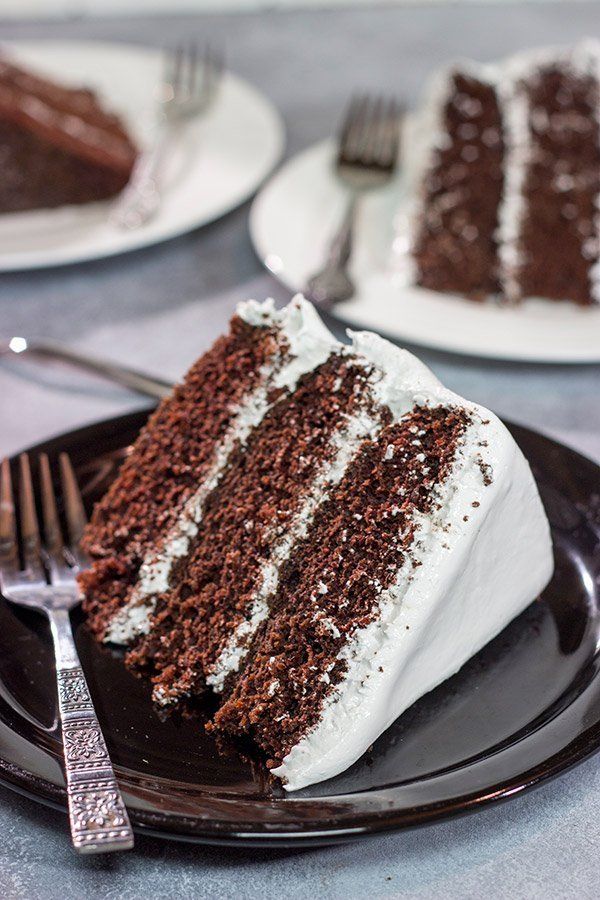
79, 297, 553, 790
410, 72, 505, 300
398, 42, 600, 306
0, 58, 137, 212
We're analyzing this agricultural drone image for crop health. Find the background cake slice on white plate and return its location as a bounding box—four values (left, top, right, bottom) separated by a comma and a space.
79, 296, 553, 791
395, 41, 600, 306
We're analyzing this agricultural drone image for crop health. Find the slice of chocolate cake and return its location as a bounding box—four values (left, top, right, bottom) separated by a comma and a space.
0, 58, 137, 212
80, 297, 553, 790
397, 41, 600, 306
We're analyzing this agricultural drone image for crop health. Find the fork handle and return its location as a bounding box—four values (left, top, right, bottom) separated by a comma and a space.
305, 196, 357, 307
19, 340, 172, 401
111, 128, 174, 229
48, 607, 134, 854
326, 195, 356, 269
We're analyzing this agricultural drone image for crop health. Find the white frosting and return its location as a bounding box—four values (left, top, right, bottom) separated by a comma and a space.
495, 82, 529, 302
273, 352, 553, 790
238, 296, 338, 392
393, 68, 453, 288
396, 41, 600, 304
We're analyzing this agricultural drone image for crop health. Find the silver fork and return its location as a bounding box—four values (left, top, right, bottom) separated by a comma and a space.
1, 335, 172, 401
112, 43, 224, 229
305, 94, 401, 308
0, 453, 134, 854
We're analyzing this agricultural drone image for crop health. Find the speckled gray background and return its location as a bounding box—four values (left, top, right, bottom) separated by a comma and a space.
0, 4, 599, 898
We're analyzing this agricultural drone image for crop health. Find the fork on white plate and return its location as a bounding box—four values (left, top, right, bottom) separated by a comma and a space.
0, 453, 134, 854
305, 94, 401, 308
112, 43, 224, 230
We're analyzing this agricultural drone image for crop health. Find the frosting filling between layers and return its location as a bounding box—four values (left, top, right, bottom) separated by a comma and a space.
495, 80, 530, 302
104, 366, 281, 645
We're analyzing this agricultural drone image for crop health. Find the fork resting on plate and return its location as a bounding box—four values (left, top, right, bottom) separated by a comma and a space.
112, 43, 223, 230
0, 454, 134, 854
305, 94, 401, 308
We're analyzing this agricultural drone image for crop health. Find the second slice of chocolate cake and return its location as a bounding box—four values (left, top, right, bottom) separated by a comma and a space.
397, 41, 600, 306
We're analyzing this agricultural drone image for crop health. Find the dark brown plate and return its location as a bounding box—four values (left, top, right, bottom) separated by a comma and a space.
0, 411, 599, 847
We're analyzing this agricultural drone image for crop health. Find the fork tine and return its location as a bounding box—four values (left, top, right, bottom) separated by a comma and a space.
339, 92, 401, 170
212, 46, 225, 87
389, 100, 401, 156
359, 95, 379, 161
379, 98, 400, 169
59, 453, 87, 556
162, 46, 174, 95
337, 94, 358, 150
339, 94, 367, 163
0, 459, 18, 578
18, 454, 45, 580
370, 96, 389, 167
203, 44, 217, 101
364, 95, 385, 164
39, 453, 67, 578
352, 95, 377, 162
172, 42, 185, 96
187, 41, 198, 96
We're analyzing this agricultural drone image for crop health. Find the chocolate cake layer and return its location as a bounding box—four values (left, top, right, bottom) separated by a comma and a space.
127, 355, 381, 704
0, 120, 130, 212
0, 58, 136, 212
518, 66, 600, 305
212, 406, 470, 766
81, 318, 281, 639
0, 59, 136, 173
413, 73, 505, 300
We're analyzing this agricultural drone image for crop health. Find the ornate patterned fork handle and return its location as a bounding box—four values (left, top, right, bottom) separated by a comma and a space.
50, 607, 134, 854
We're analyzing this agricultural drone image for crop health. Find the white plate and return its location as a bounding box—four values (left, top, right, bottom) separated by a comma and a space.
0, 40, 285, 271
250, 139, 600, 363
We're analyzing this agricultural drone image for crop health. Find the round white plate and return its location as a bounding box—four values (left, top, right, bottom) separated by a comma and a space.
250, 139, 600, 363
0, 40, 285, 271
